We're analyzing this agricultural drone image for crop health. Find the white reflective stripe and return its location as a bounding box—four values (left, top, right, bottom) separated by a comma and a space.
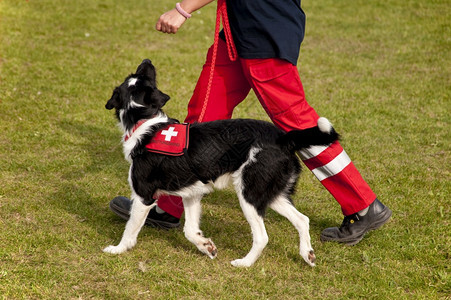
299, 145, 330, 160
311, 150, 352, 181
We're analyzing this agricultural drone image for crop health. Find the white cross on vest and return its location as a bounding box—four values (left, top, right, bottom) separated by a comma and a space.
161, 126, 178, 141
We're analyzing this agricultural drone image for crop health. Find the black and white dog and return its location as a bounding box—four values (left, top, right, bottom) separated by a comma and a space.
103, 59, 339, 267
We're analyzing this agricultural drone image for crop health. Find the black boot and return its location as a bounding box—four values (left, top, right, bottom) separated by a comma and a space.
109, 196, 180, 230
320, 198, 392, 245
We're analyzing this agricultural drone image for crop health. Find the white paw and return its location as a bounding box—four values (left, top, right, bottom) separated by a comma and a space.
230, 258, 253, 267
301, 249, 316, 267
198, 238, 217, 259
103, 245, 127, 254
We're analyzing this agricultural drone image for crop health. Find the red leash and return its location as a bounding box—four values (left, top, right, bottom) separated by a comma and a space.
197, 0, 237, 123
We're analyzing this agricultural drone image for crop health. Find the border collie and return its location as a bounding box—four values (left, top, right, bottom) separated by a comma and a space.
103, 59, 339, 267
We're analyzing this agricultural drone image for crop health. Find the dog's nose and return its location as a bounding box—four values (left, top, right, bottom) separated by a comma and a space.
141, 59, 152, 65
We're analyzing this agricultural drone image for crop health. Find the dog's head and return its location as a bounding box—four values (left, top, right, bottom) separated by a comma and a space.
105, 59, 170, 129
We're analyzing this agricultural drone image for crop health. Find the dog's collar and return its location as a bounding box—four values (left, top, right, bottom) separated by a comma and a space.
124, 119, 147, 142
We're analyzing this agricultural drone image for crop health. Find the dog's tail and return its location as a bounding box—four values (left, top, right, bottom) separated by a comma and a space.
277, 117, 339, 152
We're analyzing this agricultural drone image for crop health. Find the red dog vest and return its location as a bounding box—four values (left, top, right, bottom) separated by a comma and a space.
145, 123, 189, 156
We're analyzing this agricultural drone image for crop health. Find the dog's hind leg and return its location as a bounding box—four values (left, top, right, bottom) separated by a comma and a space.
231, 194, 269, 267
269, 195, 316, 267
103, 192, 153, 254
183, 195, 217, 259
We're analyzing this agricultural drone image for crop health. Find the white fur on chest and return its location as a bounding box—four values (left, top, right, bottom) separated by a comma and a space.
120, 112, 169, 163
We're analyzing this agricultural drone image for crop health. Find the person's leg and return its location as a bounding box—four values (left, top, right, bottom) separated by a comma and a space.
185, 38, 251, 123
156, 38, 251, 218
240, 58, 390, 244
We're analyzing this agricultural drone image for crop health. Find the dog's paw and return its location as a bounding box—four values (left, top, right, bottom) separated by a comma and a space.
103, 245, 127, 254
230, 258, 253, 268
205, 239, 218, 259
302, 250, 316, 267
199, 238, 217, 259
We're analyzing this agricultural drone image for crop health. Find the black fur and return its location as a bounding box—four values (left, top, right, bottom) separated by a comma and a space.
106, 59, 339, 216
105, 59, 170, 131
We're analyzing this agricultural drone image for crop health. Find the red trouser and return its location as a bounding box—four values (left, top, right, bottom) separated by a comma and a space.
157, 39, 376, 218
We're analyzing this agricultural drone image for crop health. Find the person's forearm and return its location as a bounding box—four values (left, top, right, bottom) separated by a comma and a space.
178, 0, 215, 15
156, 0, 215, 34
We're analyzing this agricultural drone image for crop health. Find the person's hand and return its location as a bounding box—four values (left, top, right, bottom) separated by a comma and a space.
156, 9, 188, 34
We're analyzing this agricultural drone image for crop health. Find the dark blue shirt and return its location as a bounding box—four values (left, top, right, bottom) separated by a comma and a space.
224, 0, 306, 65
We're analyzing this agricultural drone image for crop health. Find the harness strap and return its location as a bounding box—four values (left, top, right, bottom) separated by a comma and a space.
197, 0, 237, 123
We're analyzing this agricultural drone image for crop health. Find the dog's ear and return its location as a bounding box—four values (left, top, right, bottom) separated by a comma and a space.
136, 59, 156, 85
105, 88, 122, 110
144, 86, 170, 109
153, 89, 170, 108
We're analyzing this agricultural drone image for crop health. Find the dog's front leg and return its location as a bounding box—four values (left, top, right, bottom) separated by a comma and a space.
103, 192, 153, 254
183, 195, 217, 259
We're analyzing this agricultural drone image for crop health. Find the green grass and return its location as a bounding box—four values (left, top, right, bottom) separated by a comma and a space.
0, 0, 449, 298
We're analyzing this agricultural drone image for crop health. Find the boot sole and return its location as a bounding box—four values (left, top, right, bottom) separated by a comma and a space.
321, 207, 392, 245
109, 201, 180, 230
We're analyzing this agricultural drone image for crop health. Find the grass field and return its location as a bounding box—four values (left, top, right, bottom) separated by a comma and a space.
0, 0, 449, 298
